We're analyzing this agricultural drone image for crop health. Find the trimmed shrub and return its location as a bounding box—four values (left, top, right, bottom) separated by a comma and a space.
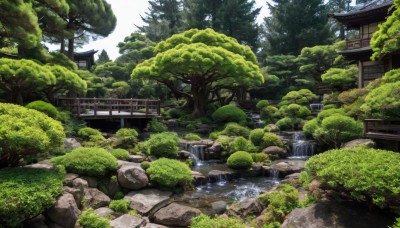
25, 100, 59, 119
78, 208, 111, 228
191, 214, 245, 228
280, 89, 317, 106
284, 104, 311, 119
0, 166, 65, 227
146, 158, 192, 189
184, 133, 201, 141
211, 104, 247, 124
256, 100, 270, 109
260, 133, 284, 149
140, 161, 151, 170
111, 149, 130, 160
276, 117, 295, 131
303, 148, 400, 208
215, 135, 233, 151
0, 103, 65, 168
227, 151, 253, 169
109, 199, 130, 213
303, 118, 319, 137
250, 128, 265, 146
260, 106, 280, 123
264, 124, 280, 132
251, 153, 270, 164
164, 108, 187, 119
208, 131, 221, 140
316, 108, 346, 121
144, 132, 179, 158
146, 117, 168, 133
221, 122, 251, 138
77, 127, 106, 147
115, 128, 138, 145
230, 136, 257, 153
51, 147, 118, 176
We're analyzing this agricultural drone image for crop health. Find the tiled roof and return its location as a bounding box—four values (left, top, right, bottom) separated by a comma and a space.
333, 0, 393, 17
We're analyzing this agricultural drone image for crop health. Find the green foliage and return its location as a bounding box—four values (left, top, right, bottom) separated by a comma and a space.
184, 133, 201, 141
109, 199, 130, 213
215, 135, 233, 151
115, 128, 138, 147
111, 149, 130, 160
164, 108, 187, 119
390, 218, 400, 228
316, 108, 346, 121
191, 214, 246, 228
251, 153, 271, 164
114, 192, 125, 200
230, 137, 257, 153
146, 117, 168, 133
140, 161, 151, 170
146, 158, 192, 189
260, 106, 280, 123
256, 100, 270, 109
211, 105, 247, 125
250, 129, 265, 146
304, 148, 400, 208
303, 118, 319, 137
280, 89, 318, 106
77, 127, 106, 147
221, 123, 251, 138
282, 104, 311, 119
260, 132, 284, 149
276, 116, 296, 132
0, 166, 65, 227
227, 151, 253, 169
321, 66, 358, 90
144, 132, 179, 158
0, 103, 65, 168
337, 88, 369, 118
264, 124, 280, 132
25, 100, 59, 119
51, 147, 118, 177
78, 208, 111, 228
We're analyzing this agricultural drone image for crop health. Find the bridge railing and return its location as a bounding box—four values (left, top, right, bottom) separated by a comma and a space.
56, 98, 161, 117
364, 119, 400, 141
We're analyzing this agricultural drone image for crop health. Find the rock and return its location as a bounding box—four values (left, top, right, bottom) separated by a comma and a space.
152, 203, 201, 227
342, 139, 375, 149
129, 155, 145, 163
200, 139, 214, 146
64, 173, 79, 186
147, 155, 158, 162
281, 172, 301, 185
211, 201, 227, 214
24, 214, 48, 228
207, 170, 238, 182
281, 201, 395, 228
166, 119, 177, 127
94, 207, 115, 218
191, 171, 207, 186
240, 163, 263, 177
110, 214, 144, 228
142, 223, 168, 228
117, 160, 140, 169
25, 160, 55, 171
105, 178, 121, 199
71, 178, 88, 189
63, 187, 83, 208
80, 176, 98, 188
64, 138, 81, 149
263, 146, 287, 159
208, 142, 222, 153
117, 165, 149, 190
179, 150, 191, 159
227, 198, 262, 218
270, 160, 305, 177
124, 189, 172, 216
84, 188, 111, 209
309, 179, 322, 198
44, 193, 79, 228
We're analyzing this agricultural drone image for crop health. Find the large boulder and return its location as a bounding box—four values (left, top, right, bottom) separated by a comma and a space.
129, 155, 145, 163
281, 201, 395, 228
63, 173, 79, 186
191, 171, 207, 186
342, 139, 375, 149
207, 170, 238, 182
63, 187, 84, 209
263, 146, 287, 159
124, 189, 172, 216
64, 138, 81, 149
269, 160, 305, 178
143, 223, 168, 228
211, 201, 227, 215
80, 176, 98, 188
281, 172, 301, 186
110, 214, 144, 228
94, 207, 115, 219
117, 164, 149, 190
227, 198, 262, 218
44, 193, 79, 228
83, 188, 111, 209
208, 142, 222, 154
152, 203, 201, 227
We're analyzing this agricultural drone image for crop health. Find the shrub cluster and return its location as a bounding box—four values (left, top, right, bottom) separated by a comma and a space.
144, 132, 179, 158
184, 133, 201, 141
191, 214, 245, 228
260, 132, 284, 149
146, 117, 168, 133
78, 208, 111, 228
221, 122, 251, 138
227, 151, 253, 169
211, 104, 247, 125
111, 148, 130, 160
51, 147, 118, 176
25, 100, 59, 119
0, 166, 65, 227
109, 199, 130, 213
302, 147, 400, 208
115, 128, 138, 147
146, 158, 192, 189
256, 100, 270, 110
230, 137, 257, 153
250, 153, 270, 164
249, 129, 265, 146
77, 127, 106, 147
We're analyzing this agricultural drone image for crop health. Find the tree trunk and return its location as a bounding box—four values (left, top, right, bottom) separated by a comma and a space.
11, 90, 24, 105
191, 83, 208, 118
60, 38, 65, 53
67, 37, 74, 60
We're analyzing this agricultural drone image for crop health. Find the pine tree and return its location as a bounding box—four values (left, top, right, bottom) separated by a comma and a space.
97, 49, 111, 64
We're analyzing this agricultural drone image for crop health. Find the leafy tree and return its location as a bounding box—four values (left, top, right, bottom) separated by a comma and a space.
321, 65, 358, 91
97, 49, 111, 64
75, 69, 106, 98
110, 81, 130, 98
131, 29, 263, 117
0, 58, 55, 104
326, 0, 351, 39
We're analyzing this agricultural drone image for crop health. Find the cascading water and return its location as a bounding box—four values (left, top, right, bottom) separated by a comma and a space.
183, 144, 206, 166
290, 132, 316, 159
268, 169, 280, 184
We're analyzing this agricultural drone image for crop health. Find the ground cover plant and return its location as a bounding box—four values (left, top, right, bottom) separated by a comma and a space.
146, 158, 192, 189
78, 208, 111, 228
143, 132, 179, 157
25, 100, 59, 119
111, 148, 130, 160
191, 214, 246, 228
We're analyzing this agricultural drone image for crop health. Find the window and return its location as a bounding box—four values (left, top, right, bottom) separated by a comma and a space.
361, 23, 379, 39
362, 61, 385, 87
77, 60, 87, 68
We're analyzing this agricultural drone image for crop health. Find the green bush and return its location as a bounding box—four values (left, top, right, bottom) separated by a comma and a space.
0, 166, 65, 227
284, 104, 311, 119
264, 124, 280, 132
146, 117, 168, 133
251, 153, 270, 164
184, 133, 201, 141
25, 100, 59, 119
146, 158, 192, 189
227, 151, 253, 169
215, 135, 233, 151
51, 147, 118, 176
191, 214, 245, 228
230, 136, 257, 153
260, 132, 284, 149
280, 89, 317, 106
208, 131, 221, 140
144, 132, 179, 158
391, 218, 400, 228
109, 199, 130, 213
250, 128, 265, 146
303, 148, 400, 208
164, 108, 187, 119
111, 148, 130, 160
114, 192, 125, 200
303, 118, 319, 137
221, 122, 251, 138
276, 117, 295, 131
0, 103, 65, 168
211, 104, 247, 124
256, 100, 270, 109
77, 127, 106, 146
78, 208, 111, 228
140, 161, 151, 170
115, 128, 138, 146
316, 108, 346, 121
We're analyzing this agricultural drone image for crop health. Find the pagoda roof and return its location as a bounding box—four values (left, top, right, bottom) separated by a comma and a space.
74, 49, 98, 57
330, 0, 393, 28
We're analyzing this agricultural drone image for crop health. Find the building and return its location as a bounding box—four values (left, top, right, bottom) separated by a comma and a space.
330, 0, 400, 88
73, 50, 98, 70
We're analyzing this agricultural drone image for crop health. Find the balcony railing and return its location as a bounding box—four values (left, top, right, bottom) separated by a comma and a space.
346, 38, 371, 50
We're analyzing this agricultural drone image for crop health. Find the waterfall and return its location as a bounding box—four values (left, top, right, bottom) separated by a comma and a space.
310, 103, 324, 112
268, 169, 280, 184
216, 174, 228, 186
290, 132, 316, 158
249, 113, 265, 128
184, 144, 206, 166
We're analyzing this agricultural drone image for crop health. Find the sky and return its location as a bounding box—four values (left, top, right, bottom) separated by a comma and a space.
74, 0, 270, 60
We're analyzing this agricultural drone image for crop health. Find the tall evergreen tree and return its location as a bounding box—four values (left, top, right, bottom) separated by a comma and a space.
327, 0, 351, 39
262, 0, 333, 56
96, 49, 111, 64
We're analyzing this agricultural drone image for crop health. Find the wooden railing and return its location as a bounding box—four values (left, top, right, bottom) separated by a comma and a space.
364, 119, 400, 141
56, 98, 161, 118
346, 38, 371, 50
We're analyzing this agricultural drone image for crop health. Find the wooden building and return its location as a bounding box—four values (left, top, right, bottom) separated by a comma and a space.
330, 0, 400, 88
74, 50, 98, 70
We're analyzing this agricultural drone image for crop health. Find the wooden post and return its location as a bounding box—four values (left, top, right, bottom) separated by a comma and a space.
130, 98, 133, 116
363, 120, 368, 137
76, 98, 81, 117
157, 99, 161, 116
109, 99, 112, 116
145, 99, 149, 118
94, 97, 97, 117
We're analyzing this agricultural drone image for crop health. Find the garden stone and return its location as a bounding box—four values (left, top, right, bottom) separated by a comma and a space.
179, 150, 191, 159
241, 163, 263, 177
342, 139, 375, 149
166, 119, 177, 127
263, 146, 287, 158
117, 160, 140, 169
211, 201, 227, 214
23, 214, 48, 228
270, 160, 305, 177
281, 201, 395, 228
110, 214, 144, 228
64, 138, 81, 149
80, 176, 98, 188
44, 193, 79, 228
191, 171, 207, 186
208, 142, 222, 153
148, 155, 158, 162
63, 186, 83, 208
71, 178, 88, 189
94, 207, 115, 219
227, 198, 262, 218
281, 172, 301, 185
129, 155, 145, 163
63, 173, 79, 186
152, 203, 201, 227
200, 139, 214, 146
105, 178, 121, 199
117, 164, 149, 189
124, 189, 172, 216
208, 170, 238, 182
25, 160, 55, 170
84, 188, 111, 209
143, 223, 168, 228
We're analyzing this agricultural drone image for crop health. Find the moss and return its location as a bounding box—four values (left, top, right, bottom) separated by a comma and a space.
111, 148, 130, 160
259, 133, 284, 149
227, 151, 253, 169
78, 208, 111, 228
25, 100, 59, 119
211, 104, 247, 124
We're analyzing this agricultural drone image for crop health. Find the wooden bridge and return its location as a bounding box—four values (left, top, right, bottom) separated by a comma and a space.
56, 98, 161, 119
364, 119, 400, 151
